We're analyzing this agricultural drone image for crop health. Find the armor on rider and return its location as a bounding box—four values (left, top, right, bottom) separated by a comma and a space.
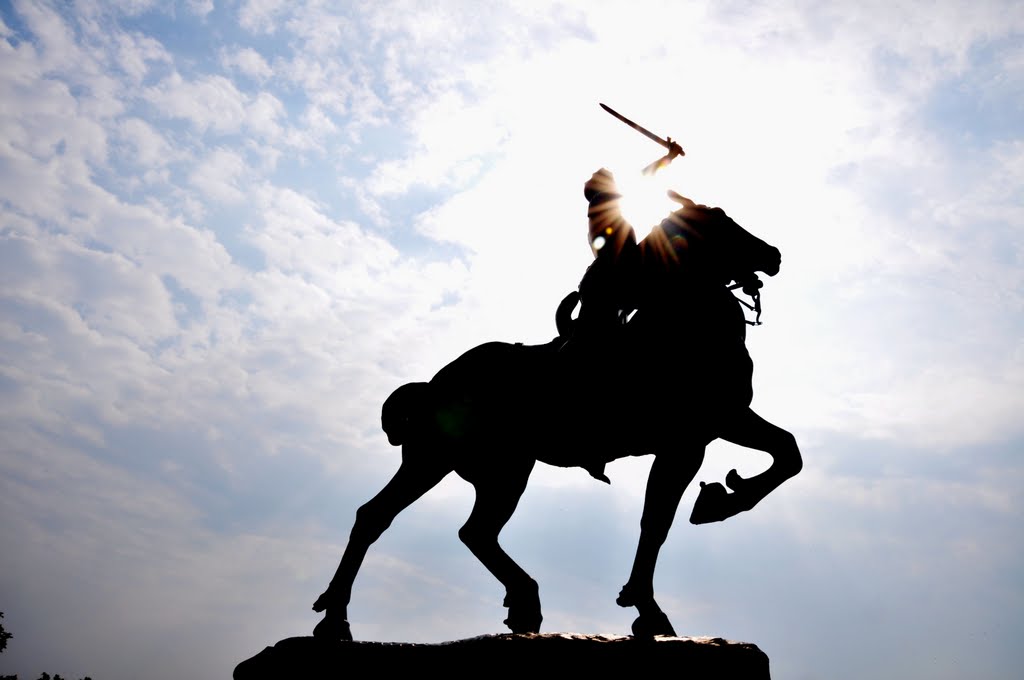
569, 169, 641, 354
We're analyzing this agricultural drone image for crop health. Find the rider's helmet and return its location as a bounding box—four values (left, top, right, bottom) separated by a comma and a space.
584, 169, 633, 258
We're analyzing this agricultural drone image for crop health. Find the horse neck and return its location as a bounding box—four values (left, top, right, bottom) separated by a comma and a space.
635, 272, 744, 342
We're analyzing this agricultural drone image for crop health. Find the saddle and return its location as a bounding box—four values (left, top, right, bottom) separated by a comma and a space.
551, 290, 639, 484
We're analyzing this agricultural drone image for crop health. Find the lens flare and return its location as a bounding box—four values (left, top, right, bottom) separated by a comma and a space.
617, 174, 675, 236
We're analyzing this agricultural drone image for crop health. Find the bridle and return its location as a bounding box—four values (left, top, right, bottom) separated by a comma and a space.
729, 274, 764, 326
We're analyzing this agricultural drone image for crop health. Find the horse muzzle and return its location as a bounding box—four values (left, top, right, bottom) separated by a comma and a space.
761, 248, 781, 277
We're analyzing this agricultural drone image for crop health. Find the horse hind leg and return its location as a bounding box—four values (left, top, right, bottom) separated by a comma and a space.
456, 458, 540, 634
313, 444, 452, 641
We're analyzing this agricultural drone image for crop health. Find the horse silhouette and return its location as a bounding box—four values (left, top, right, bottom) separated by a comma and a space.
312, 188, 802, 640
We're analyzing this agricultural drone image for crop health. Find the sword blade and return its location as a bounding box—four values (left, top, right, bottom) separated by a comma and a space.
600, 103, 670, 150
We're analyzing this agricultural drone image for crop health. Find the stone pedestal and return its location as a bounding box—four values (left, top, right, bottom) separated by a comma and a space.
234, 632, 771, 679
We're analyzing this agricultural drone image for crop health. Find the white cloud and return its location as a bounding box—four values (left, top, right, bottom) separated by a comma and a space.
247, 90, 285, 137
0, 425, 347, 679
238, 0, 288, 34
221, 46, 273, 81
144, 72, 251, 133
365, 90, 510, 196
1, 230, 178, 345
108, 0, 161, 16
119, 116, 174, 167
188, 147, 249, 203
114, 28, 171, 84
187, 0, 214, 18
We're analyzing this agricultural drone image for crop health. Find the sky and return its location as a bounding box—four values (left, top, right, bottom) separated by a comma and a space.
0, 0, 1021, 678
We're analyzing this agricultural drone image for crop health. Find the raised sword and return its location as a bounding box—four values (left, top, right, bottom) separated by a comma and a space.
600, 103, 685, 175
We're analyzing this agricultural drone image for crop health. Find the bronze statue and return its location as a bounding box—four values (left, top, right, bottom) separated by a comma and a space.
312, 168, 802, 641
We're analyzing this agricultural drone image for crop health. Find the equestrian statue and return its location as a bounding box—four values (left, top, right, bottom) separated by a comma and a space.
310, 152, 802, 640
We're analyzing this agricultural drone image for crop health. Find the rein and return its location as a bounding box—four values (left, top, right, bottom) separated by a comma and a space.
729, 275, 763, 326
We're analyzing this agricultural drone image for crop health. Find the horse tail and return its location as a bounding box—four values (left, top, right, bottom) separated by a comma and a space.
381, 381, 431, 446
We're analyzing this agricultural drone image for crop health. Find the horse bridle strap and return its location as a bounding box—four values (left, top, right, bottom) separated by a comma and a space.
729, 276, 763, 326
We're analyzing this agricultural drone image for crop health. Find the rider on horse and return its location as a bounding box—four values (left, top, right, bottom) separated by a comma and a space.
311, 168, 800, 643
568, 169, 768, 426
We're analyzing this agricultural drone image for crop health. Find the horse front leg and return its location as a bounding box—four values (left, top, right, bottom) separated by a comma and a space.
619, 447, 705, 637
313, 450, 451, 641
690, 407, 801, 524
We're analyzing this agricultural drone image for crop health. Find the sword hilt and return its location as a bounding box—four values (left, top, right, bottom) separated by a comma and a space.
665, 137, 685, 159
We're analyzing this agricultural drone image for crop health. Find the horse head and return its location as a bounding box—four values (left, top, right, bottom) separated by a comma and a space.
655, 191, 781, 286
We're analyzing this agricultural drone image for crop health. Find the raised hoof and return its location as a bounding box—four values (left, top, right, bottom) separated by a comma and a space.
312, 614, 353, 642
725, 468, 746, 492
689, 481, 747, 525
631, 611, 677, 638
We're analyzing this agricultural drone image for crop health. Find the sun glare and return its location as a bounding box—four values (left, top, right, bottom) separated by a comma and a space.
616, 173, 677, 238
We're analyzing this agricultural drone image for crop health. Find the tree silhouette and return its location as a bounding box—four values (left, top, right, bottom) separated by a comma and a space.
0, 613, 11, 653
1, 612, 14, 680
0, 613, 92, 680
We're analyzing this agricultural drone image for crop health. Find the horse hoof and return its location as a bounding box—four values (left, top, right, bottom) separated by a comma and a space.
503, 612, 542, 634
503, 601, 542, 634
313, 615, 353, 642
689, 481, 745, 524
725, 468, 746, 492
631, 612, 677, 638
503, 584, 542, 634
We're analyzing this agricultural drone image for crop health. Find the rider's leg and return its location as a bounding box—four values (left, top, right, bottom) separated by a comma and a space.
313, 446, 452, 639
717, 407, 801, 511
618, 445, 705, 631
457, 457, 540, 633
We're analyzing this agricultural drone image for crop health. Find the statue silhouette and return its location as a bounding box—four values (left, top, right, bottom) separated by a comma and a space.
312, 169, 802, 641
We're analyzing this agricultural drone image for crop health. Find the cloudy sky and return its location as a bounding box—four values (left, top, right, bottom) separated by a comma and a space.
0, 1, 1021, 678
